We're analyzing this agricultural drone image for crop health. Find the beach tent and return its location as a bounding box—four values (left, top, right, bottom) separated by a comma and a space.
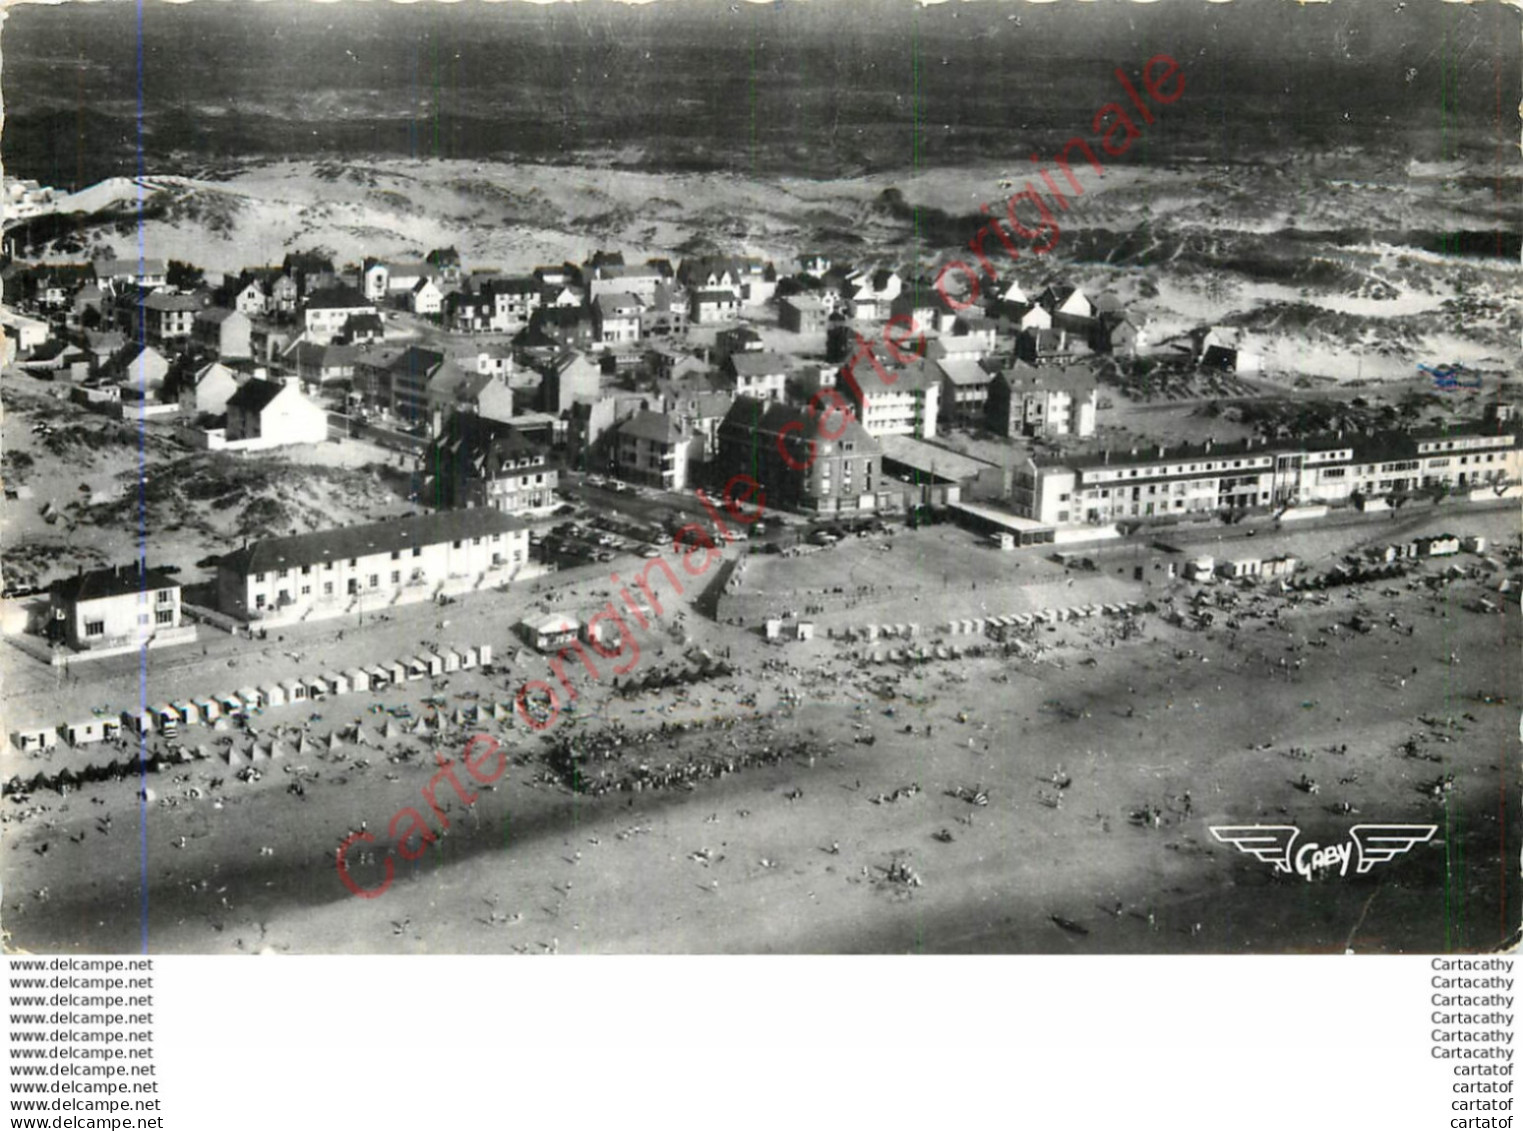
172, 701, 201, 727
477, 645, 493, 666
238, 686, 264, 708
194, 697, 220, 722
441, 650, 462, 673
366, 665, 390, 689
405, 657, 428, 680
345, 669, 371, 694
261, 683, 287, 708
281, 678, 308, 703
303, 677, 328, 700
217, 692, 244, 714
384, 661, 407, 684
419, 653, 445, 678
321, 672, 349, 697
459, 647, 478, 670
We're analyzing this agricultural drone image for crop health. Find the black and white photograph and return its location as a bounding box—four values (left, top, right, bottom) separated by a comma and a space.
1, 0, 1518, 960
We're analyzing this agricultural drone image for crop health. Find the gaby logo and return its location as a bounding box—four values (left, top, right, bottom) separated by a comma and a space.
1210, 824, 1437, 881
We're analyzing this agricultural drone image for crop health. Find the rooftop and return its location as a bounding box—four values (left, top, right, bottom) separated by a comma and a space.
880, 435, 996, 483
728, 352, 788, 377
619, 410, 684, 445
935, 358, 995, 387
53, 562, 178, 604
225, 377, 287, 415
304, 284, 373, 311
220, 509, 529, 577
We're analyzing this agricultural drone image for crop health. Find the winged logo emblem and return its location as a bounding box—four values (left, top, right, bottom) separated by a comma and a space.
1349, 824, 1438, 874
1209, 825, 1299, 873
1210, 824, 1436, 880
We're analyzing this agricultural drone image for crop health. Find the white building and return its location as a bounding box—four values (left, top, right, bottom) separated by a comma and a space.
216, 509, 533, 625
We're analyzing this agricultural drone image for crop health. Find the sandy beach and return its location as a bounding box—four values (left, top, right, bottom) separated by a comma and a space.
4, 507, 1516, 955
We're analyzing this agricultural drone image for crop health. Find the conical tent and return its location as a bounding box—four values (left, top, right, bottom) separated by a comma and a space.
226, 747, 246, 766
353, 725, 377, 747
453, 708, 468, 725
296, 734, 315, 756
250, 745, 270, 763
412, 716, 431, 736
380, 719, 399, 740
326, 733, 343, 753
269, 741, 293, 760
213, 717, 230, 731
493, 702, 511, 721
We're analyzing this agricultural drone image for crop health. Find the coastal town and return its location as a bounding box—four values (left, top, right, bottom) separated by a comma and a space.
2, 211, 1517, 953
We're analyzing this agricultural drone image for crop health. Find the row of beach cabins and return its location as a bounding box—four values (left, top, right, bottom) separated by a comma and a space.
762, 601, 1149, 647
11, 644, 493, 754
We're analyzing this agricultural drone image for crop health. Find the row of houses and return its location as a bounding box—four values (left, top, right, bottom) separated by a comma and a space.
1013, 407, 1523, 528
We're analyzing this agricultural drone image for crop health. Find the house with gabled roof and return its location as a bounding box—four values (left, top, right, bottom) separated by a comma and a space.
615, 410, 692, 491
780, 293, 829, 335
117, 345, 171, 399
426, 363, 514, 429
50, 562, 189, 652
303, 284, 377, 344
225, 377, 328, 447
193, 307, 253, 360
935, 358, 997, 428
986, 362, 1098, 439
587, 263, 665, 304
425, 247, 463, 284
720, 351, 789, 402
593, 292, 643, 344
690, 288, 740, 325
93, 257, 167, 290
1037, 282, 1093, 332
845, 267, 903, 321
537, 350, 602, 415
425, 414, 558, 516
411, 278, 444, 317
343, 312, 385, 345
179, 361, 242, 417
284, 341, 357, 386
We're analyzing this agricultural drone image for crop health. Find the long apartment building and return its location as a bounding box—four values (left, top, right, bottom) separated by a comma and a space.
216, 509, 532, 626
1014, 419, 1522, 528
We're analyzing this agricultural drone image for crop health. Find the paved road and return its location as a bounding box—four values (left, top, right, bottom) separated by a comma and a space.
325, 412, 426, 455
